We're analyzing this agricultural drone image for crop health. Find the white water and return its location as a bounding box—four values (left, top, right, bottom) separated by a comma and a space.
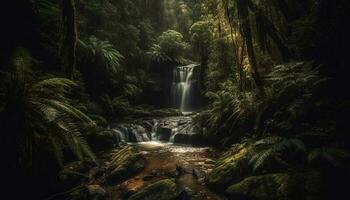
171, 64, 198, 113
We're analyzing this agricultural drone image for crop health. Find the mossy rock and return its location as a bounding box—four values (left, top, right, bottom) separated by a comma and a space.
59, 161, 96, 187
226, 171, 322, 200
128, 179, 179, 200
206, 143, 255, 190
107, 146, 146, 184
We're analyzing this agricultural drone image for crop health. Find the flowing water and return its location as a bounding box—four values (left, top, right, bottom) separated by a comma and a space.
108, 141, 225, 200
172, 64, 199, 113
104, 116, 226, 199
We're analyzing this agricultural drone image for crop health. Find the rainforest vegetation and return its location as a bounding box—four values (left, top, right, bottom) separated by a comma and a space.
1, 0, 349, 199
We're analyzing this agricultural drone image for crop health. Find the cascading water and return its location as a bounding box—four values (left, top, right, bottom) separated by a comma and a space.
171, 64, 199, 113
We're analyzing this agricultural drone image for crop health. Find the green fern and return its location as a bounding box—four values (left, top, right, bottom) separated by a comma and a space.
1, 47, 96, 169
308, 148, 349, 168
32, 0, 60, 18
249, 136, 306, 172
79, 36, 124, 74
147, 44, 171, 62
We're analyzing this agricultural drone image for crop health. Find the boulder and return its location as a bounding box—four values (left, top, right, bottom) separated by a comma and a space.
157, 127, 172, 141
141, 120, 154, 132
226, 171, 322, 200
173, 133, 203, 145
107, 146, 146, 184
128, 179, 180, 200
206, 143, 255, 191
87, 129, 118, 151
59, 161, 96, 187
173, 134, 190, 144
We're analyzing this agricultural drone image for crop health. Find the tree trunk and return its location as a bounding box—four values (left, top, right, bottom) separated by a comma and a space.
237, 0, 263, 88
223, 0, 244, 90
248, 0, 290, 62
60, 0, 77, 78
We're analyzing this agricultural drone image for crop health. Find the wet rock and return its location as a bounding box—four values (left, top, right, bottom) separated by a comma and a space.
89, 166, 104, 180
173, 134, 189, 144
106, 146, 146, 184
173, 133, 203, 145
109, 167, 128, 182
178, 120, 187, 125
192, 169, 200, 179
87, 184, 106, 199
87, 129, 118, 151
176, 188, 192, 200
128, 179, 180, 200
141, 121, 154, 132
157, 127, 172, 141
176, 165, 188, 177
165, 170, 178, 178
59, 161, 95, 187
206, 143, 255, 191
226, 171, 322, 200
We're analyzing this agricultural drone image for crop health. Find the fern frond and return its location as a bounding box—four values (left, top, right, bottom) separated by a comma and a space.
308, 148, 349, 168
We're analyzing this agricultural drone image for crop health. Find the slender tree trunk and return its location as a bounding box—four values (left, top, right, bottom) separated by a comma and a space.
199, 45, 208, 93
247, 0, 290, 62
60, 0, 77, 78
275, 0, 292, 22
244, 27, 263, 88
224, 0, 245, 91
237, 0, 263, 88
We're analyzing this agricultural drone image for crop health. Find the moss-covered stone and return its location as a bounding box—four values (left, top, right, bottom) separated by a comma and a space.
226, 171, 322, 200
107, 146, 146, 184
128, 179, 179, 200
206, 143, 255, 190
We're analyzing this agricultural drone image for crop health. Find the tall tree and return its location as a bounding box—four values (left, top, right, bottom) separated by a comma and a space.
60, 0, 77, 77
236, 0, 263, 88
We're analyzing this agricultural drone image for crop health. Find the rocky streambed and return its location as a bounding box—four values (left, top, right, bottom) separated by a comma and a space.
57, 115, 324, 200
103, 142, 225, 200
109, 115, 205, 145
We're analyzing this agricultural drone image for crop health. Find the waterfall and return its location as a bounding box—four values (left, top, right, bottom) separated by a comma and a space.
171, 64, 198, 113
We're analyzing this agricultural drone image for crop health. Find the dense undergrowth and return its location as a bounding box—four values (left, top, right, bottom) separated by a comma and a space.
0, 0, 349, 199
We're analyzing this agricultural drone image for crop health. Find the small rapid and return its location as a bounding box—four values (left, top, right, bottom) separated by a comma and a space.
110, 141, 224, 200
100, 116, 224, 199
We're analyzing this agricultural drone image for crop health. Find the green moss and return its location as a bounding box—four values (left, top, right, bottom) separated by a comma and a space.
110, 146, 144, 170
128, 179, 178, 200
206, 143, 254, 190
226, 171, 322, 200
107, 146, 146, 184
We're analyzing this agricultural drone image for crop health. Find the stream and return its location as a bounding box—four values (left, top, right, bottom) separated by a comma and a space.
106, 142, 225, 200
101, 115, 226, 200
101, 64, 224, 199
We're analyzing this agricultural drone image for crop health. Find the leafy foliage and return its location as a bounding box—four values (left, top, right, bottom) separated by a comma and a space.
79, 36, 124, 74
32, 0, 60, 18
249, 136, 306, 172
308, 148, 350, 168
0, 48, 95, 168
148, 30, 188, 63
255, 62, 328, 135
